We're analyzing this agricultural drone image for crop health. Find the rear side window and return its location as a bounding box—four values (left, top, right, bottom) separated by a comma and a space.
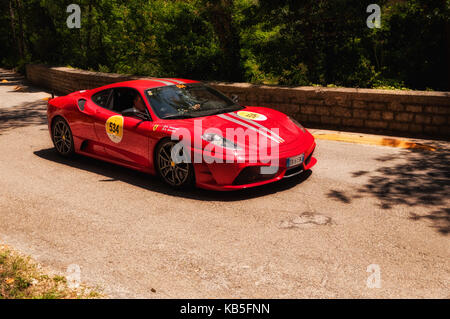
92, 89, 111, 108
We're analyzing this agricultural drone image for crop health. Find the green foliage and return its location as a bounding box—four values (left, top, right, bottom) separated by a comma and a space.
1, 0, 448, 90
0, 246, 101, 299
241, 0, 448, 90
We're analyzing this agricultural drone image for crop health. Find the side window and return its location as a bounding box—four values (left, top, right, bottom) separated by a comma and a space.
111, 88, 138, 113
92, 89, 111, 109
111, 88, 149, 118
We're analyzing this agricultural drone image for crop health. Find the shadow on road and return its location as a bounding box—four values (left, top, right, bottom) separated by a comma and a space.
360, 147, 449, 209
328, 144, 450, 235
327, 190, 351, 203
410, 208, 450, 236
34, 148, 312, 201
0, 84, 45, 93
0, 69, 25, 85
0, 100, 47, 133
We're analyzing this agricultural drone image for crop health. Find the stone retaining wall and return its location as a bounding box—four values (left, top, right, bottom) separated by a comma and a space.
26, 64, 449, 139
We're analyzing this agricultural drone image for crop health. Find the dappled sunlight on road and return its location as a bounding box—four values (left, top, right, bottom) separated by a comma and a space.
0, 100, 48, 134
356, 146, 449, 234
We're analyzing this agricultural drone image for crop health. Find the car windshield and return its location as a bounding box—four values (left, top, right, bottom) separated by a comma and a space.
145, 83, 243, 119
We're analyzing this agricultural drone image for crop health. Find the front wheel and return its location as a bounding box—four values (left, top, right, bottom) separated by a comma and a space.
155, 140, 194, 188
52, 117, 74, 157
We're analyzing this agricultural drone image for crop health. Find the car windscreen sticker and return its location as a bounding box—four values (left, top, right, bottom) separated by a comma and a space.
106, 115, 124, 143
236, 111, 267, 121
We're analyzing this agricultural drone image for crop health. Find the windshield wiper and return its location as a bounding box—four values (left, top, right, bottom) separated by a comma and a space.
161, 113, 195, 120
205, 107, 240, 116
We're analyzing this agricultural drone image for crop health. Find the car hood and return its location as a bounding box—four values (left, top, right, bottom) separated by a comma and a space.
162, 106, 313, 156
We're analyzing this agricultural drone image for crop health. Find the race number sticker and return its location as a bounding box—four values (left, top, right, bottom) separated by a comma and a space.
237, 111, 267, 121
106, 115, 124, 143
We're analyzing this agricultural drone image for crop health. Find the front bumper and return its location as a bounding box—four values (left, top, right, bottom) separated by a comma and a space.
193, 141, 317, 191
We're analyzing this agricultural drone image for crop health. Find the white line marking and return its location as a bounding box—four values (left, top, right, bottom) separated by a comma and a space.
217, 114, 281, 144
229, 112, 283, 141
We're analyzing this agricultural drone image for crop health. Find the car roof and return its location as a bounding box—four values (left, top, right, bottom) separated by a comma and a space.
97, 78, 201, 91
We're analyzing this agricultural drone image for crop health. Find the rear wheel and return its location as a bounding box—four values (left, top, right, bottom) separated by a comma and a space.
156, 139, 194, 188
52, 117, 74, 157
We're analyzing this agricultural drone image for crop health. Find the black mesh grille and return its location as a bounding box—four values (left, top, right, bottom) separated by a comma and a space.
233, 166, 279, 185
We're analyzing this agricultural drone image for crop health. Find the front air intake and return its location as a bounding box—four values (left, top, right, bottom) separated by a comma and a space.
233, 166, 279, 185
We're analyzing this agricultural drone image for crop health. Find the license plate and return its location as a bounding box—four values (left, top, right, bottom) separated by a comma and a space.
287, 154, 304, 167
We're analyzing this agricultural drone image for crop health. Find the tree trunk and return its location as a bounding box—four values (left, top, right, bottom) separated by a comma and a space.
15, 0, 26, 60
204, 0, 243, 81
446, 20, 450, 90
8, 0, 22, 59
85, 0, 93, 67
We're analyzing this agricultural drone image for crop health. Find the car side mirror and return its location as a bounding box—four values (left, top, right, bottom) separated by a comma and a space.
231, 94, 239, 104
122, 109, 150, 121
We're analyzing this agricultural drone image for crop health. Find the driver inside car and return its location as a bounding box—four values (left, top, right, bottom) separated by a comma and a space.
122, 94, 147, 116
133, 94, 147, 113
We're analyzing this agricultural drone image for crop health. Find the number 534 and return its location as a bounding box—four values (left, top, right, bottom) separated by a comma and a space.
109, 122, 120, 134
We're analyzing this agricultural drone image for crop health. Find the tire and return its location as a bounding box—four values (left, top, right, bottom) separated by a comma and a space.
155, 139, 194, 188
52, 117, 75, 157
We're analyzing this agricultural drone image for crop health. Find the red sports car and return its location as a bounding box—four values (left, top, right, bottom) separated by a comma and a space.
47, 79, 316, 190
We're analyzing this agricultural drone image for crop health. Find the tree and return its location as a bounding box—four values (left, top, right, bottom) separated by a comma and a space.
201, 0, 244, 81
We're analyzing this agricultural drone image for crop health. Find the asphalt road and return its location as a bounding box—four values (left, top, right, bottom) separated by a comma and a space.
0, 69, 449, 298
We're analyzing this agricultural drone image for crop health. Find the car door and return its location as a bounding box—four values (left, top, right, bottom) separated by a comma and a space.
92, 87, 152, 168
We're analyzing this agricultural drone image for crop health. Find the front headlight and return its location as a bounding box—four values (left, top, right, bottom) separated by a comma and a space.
289, 116, 306, 133
202, 133, 242, 151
